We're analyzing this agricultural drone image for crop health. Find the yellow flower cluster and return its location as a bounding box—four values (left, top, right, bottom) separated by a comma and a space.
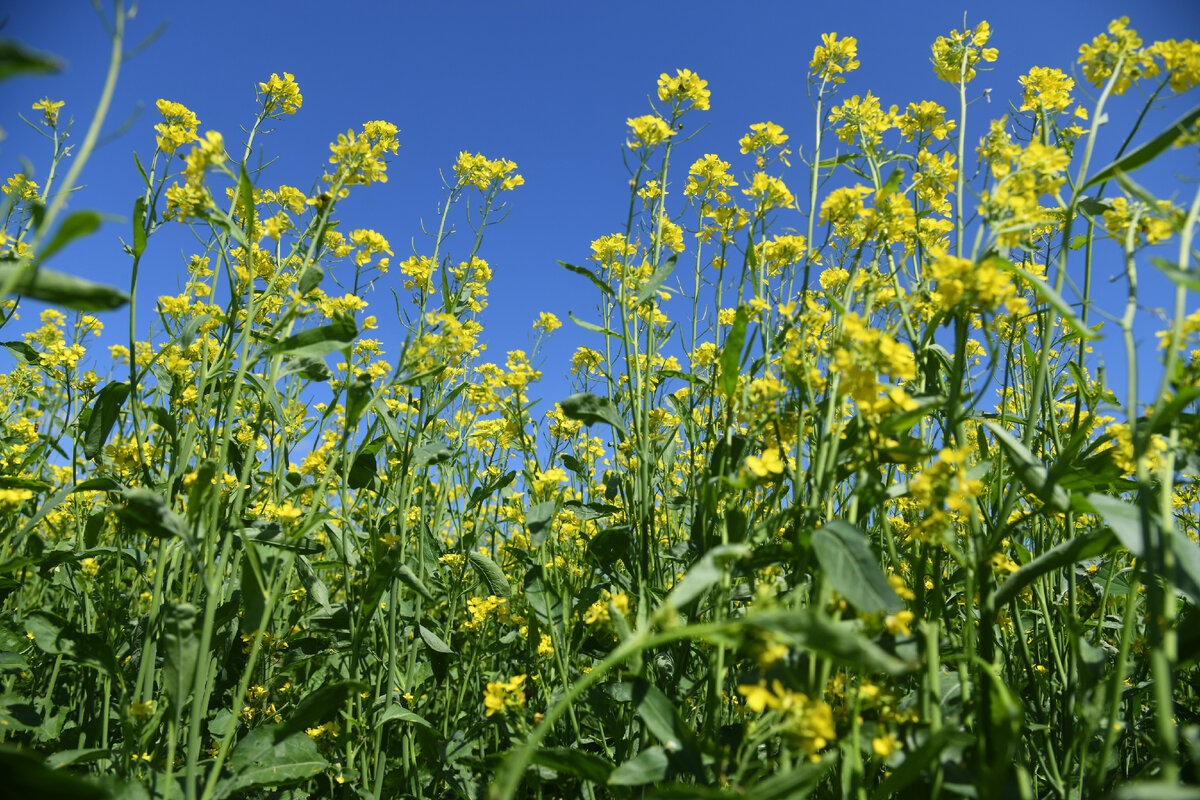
453, 151, 524, 192
257, 72, 303, 115
928, 251, 1026, 316
154, 99, 199, 152
626, 114, 674, 151
684, 153, 737, 207
483, 674, 526, 717
736, 679, 837, 758
810, 32, 860, 85
327, 120, 400, 186
930, 20, 998, 83
898, 100, 955, 143
657, 68, 710, 111
827, 92, 897, 148
1018, 66, 1075, 113
1078, 16, 1158, 96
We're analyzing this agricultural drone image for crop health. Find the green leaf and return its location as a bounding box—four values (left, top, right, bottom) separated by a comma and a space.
131, 197, 147, 259
412, 441, 453, 466
631, 678, 702, 777
0, 262, 129, 311
876, 166, 905, 201
418, 624, 453, 654
1151, 256, 1200, 293
213, 727, 327, 799
24, 611, 116, 675
0, 747, 109, 800
608, 746, 672, 786
744, 610, 909, 673
0, 40, 62, 81
530, 747, 614, 783
991, 257, 1099, 341
2, 340, 41, 364
994, 529, 1116, 608
377, 705, 433, 729
396, 564, 435, 602
818, 152, 862, 169
295, 555, 331, 611
264, 316, 357, 360
719, 306, 750, 400
83, 381, 130, 461
467, 551, 511, 598
36, 211, 103, 266
277, 681, 366, 740
1085, 103, 1200, 188
161, 603, 198, 711
635, 253, 678, 306
982, 420, 1071, 513
559, 260, 615, 297
116, 489, 190, 542
297, 264, 324, 296
661, 544, 749, 613
560, 393, 626, 439
44, 748, 109, 770
752, 751, 839, 800
812, 521, 903, 613
567, 310, 626, 342
869, 728, 974, 800
467, 470, 517, 510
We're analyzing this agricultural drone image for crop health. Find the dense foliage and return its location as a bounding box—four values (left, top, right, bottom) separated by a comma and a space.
2, 8, 1199, 799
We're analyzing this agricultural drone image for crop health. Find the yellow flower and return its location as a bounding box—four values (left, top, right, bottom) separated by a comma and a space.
626, 115, 674, 150
155, 99, 200, 152
931, 21, 998, 83
32, 97, 65, 127
1018, 66, 1075, 113
1078, 17, 1159, 96
810, 32, 860, 85
533, 312, 561, 334
657, 68, 710, 111
873, 733, 898, 756
258, 72, 303, 115
483, 674, 526, 717
745, 447, 785, 479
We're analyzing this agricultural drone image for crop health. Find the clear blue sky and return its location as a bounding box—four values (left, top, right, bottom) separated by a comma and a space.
3, 1, 1198, 407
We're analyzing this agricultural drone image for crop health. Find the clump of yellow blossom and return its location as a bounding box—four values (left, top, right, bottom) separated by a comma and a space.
931, 20, 998, 83
657, 68, 710, 111
810, 33, 860, 85
257, 72, 302, 116
483, 674, 526, 717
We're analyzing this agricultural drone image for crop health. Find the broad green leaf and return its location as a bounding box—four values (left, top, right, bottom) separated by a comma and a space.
718, 305, 749, 400
397, 564, 435, 602
812, 520, 902, 613
559, 260, 615, 297
117, 489, 190, 542
0, 747, 109, 800
876, 166, 905, 201
869, 729, 973, 800
264, 315, 357, 360
525, 500, 556, 542
530, 747, 614, 783
523, 566, 563, 628
631, 678, 702, 777
213, 727, 327, 799
24, 611, 116, 675
35, 211, 102, 265
295, 555, 332, 611
377, 705, 433, 729
418, 624, 453, 654
276, 681, 366, 739
1, 340, 41, 364
635, 252, 678, 305
0, 262, 129, 311
661, 544, 749, 613
467, 469, 517, 510
44, 748, 109, 769
412, 441, 453, 466
467, 551, 511, 598
608, 746, 671, 786
994, 529, 1116, 608
1084, 104, 1200, 188
83, 381, 129, 461
983, 420, 1071, 513
560, 393, 626, 439
297, 264, 324, 296
744, 609, 909, 673
752, 751, 839, 800
161, 602, 198, 711
0, 40, 62, 81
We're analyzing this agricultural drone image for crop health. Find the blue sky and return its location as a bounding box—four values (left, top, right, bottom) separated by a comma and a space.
3, 0, 1199, 408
